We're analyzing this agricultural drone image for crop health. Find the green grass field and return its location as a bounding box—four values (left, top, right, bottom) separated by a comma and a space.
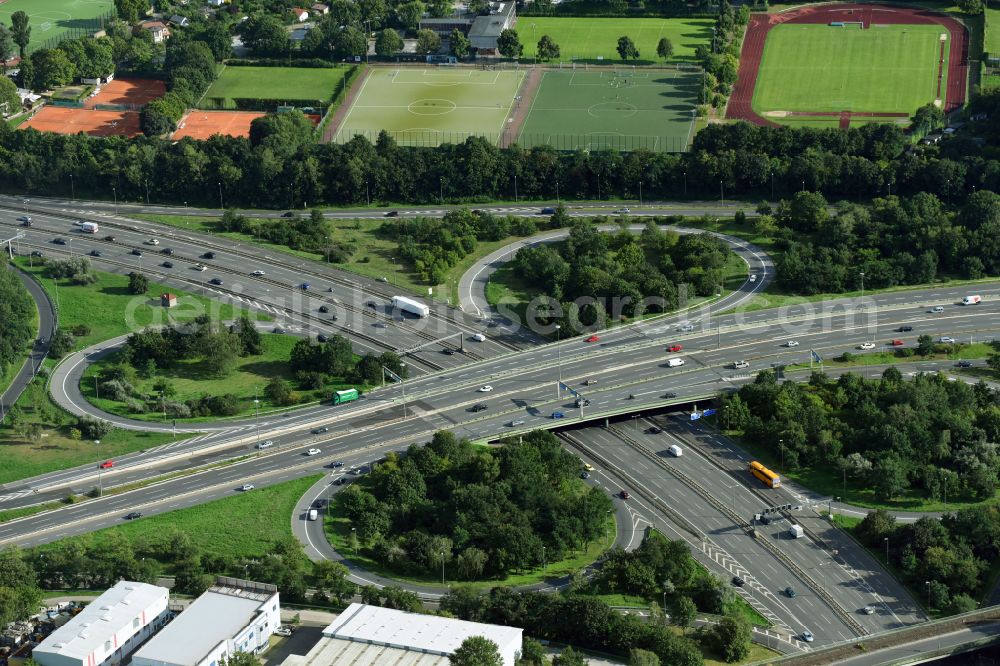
0, 0, 113, 54
986, 7, 1000, 57
334, 68, 524, 147
753, 23, 947, 123
517, 69, 697, 152
200, 65, 349, 108
521, 17, 713, 64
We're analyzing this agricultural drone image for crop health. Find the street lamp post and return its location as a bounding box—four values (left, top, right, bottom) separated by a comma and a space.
554, 324, 562, 395
542, 545, 546, 573
352, 527, 357, 556
254, 396, 261, 454
112, 186, 117, 215
514, 174, 518, 202
95, 439, 103, 497
145, 180, 149, 205
828, 496, 840, 519
720, 180, 724, 205
925, 580, 931, 607
69, 173, 75, 200
218, 182, 224, 209
401, 363, 407, 418
683, 171, 687, 197
779, 438, 784, 470
884, 537, 889, 563
441, 551, 445, 585
439, 177, 443, 204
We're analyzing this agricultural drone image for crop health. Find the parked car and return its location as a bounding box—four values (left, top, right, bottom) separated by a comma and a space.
274, 626, 293, 637
731, 576, 746, 587
580, 471, 590, 479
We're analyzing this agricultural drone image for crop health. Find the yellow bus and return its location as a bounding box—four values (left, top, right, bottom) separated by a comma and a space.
749, 461, 780, 488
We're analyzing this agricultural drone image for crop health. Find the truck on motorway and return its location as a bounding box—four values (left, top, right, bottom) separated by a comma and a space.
80, 222, 99, 233
788, 524, 804, 539
962, 295, 982, 305
749, 460, 781, 488
392, 295, 429, 318
332, 388, 359, 405
666, 357, 685, 368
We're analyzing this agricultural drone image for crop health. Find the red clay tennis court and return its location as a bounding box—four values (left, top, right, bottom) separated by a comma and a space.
20, 107, 142, 138
84, 78, 167, 109
171, 110, 267, 139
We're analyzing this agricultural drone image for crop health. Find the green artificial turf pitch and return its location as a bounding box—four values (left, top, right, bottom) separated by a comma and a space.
333, 68, 524, 147
0, 0, 113, 53
752, 23, 947, 117
517, 69, 698, 152
521, 17, 714, 64
200, 65, 349, 105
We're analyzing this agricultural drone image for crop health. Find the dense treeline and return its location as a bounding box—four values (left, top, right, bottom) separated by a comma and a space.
0, 266, 35, 385
512, 219, 731, 326
854, 505, 1000, 614
695, 0, 748, 111
338, 430, 613, 579
721, 369, 1000, 503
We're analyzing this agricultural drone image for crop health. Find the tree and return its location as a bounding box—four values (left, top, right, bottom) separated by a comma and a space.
333, 26, 367, 58
629, 649, 660, 666
710, 616, 751, 663
231, 316, 262, 356
10, 11, 30, 59
114, 0, 148, 23
450, 28, 471, 58
497, 29, 522, 59
265, 377, 295, 406
201, 329, 243, 377
551, 648, 586, 666
959, 0, 985, 14
671, 596, 697, 631
916, 334, 935, 356
450, 636, 503, 666
0, 76, 18, 118
0, 25, 14, 74
49, 329, 76, 359
616, 36, 639, 61
912, 103, 945, 136
656, 37, 673, 61
30, 48, 75, 90
240, 15, 290, 56
536, 35, 560, 61
416, 29, 442, 55
128, 272, 148, 295
219, 652, 260, 666
395, 1, 426, 32
518, 637, 548, 665
375, 29, 403, 56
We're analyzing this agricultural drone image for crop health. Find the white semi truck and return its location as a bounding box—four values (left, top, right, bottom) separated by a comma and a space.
391, 295, 429, 318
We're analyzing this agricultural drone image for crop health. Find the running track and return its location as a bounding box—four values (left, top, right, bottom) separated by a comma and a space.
727, 3, 969, 127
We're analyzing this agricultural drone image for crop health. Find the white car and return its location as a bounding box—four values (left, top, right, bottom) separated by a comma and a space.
678, 324, 694, 332
749, 274, 757, 282
471, 333, 486, 342
800, 630, 814, 643
733, 360, 750, 369
930, 306, 945, 313
239, 484, 254, 491
858, 342, 876, 350
478, 385, 493, 392
615, 207, 630, 214
306, 448, 321, 456
508, 419, 525, 427
256, 440, 273, 449
145, 238, 159, 245
195, 264, 208, 271
274, 626, 293, 637
939, 336, 956, 344
251, 270, 265, 276
862, 606, 875, 615
785, 341, 799, 347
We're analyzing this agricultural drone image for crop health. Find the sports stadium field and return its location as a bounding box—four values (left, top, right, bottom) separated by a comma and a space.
332, 68, 524, 147
517, 69, 698, 152
200, 66, 350, 108
752, 23, 946, 120
522, 17, 713, 64
0, 0, 112, 53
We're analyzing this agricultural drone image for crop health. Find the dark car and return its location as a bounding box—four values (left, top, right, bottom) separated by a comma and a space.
131, 249, 143, 256
956, 360, 973, 368
273, 327, 286, 334
282, 211, 295, 217
732, 576, 746, 587
442, 348, 455, 355
30, 251, 43, 257
311, 426, 329, 434
385, 211, 399, 217
90, 250, 102, 257
201, 251, 215, 260
52, 238, 66, 245
366, 300, 377, 308
161, 247, 173, 255
619, 490, 630, 500
785, 586, 796, 598
209, 277, 223, 285
300, 283, 310, 290
897, 325, 913, 332
124, 511, 143, 520
330, 461, 345, 468
580, 471, 590, 479
103, 235, 116, 241
541, 207, 556, 215
663, 392, 678, 399
759, 514, 772, 525
319, 305, 330, 313
317, 334, 328, 343
162, 261, 174, 268
469, 403, 488, 412
647, 426, 662, 434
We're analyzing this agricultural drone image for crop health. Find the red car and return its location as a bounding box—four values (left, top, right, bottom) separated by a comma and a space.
619, 490, 630, 500
585, 335, 600, 343
890, 339, 904, 346
667, 344, 683, 353
99, 460, 114, 469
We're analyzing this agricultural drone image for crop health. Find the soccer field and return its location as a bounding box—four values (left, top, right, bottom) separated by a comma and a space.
200, 66, 349, 107
521, 18, 713, 64
0, 0, 113, 53
333, 68, 524, 147
517, 69, 697, 152
752, 23, 946, 116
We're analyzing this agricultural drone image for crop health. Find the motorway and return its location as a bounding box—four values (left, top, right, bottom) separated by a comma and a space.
3, 198, 1000, 647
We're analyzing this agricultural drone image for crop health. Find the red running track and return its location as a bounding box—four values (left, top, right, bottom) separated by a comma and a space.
726, 3, 969, 127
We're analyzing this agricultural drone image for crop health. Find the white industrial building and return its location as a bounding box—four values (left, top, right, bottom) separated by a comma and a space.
33, 581, 170, 666
281, 603, 523, 666
131, 579, 280, 666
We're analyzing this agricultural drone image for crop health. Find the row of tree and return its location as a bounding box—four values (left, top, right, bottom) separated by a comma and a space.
0, 265, 35, 388
721, 368, 1000, 503
338, 430, 614, 578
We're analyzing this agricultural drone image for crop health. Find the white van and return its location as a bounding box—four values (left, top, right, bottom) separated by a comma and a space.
962, 295, 982, 305
668, 444, 683, 457
471, 333, 486, 342
308, 509, 318, 521
666, 357, 685, 368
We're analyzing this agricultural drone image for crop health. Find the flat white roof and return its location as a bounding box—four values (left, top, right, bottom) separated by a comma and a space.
284, 638, 450, 666
35, 581, 168, 661
323, 603, 522, 657
132, 591, 266, 666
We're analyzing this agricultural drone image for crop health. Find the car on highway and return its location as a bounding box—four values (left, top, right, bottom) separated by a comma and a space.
583, 379, 597, 385
890, 339, 904, 346
583, 462, 595, 471
330, 461, 344, 468
161, 248, 173, 255
667, 344, 683, 353
317, 334, 328, 343
385, 211, 399, 217
677, 323, 694, 332
540, 207, 555, 215
615, 207, 630, 214
478, 385, 493, 392
858, 342, 876, 350
195, 264, 207, 271
90, 250, 102, 257
281, 211, 295, 218
201, 251, 215, 259
299, 283, 310, 290
210, 278, 223, 285
749, 274, 757, 282
897, 325, 913, 332
103, 235, 116, 241
124, 511, 143, 520
784, 586, 796, 598
585, 335, 600, 343
551, 411, 565, 419
800, 630, 813, 643
930, 306, 945, 313
939, 336, 956, 344
442, 348, 455, 355
162, 261, 173, 268
131, 249, 142, 256
733, 360, 750, 369
471, 333, 486, 342
30, 251, 43, 257
17, 215, 31, 224
956, 360, 973, 368
252, 269, 265, 276
52, 237, 66, 245
99, 460, 114, 469
508, 419, 525, 427
239, 484, 254, 491
862, 606, 876, 615
619, 490, 630, 499
469, 403, 488, 412
731, 576, 746, 587
366, 300, 377, 308
257, 440, 273, 449
663, 391, 678, 399
646, 426, 662, 434
311, 426, 329, 434
144, 238, 159, 245
273, 327, 286, 334
306, 448, 322, 456
784, 340, 799, 347
580, 471, 590, 479
319, 305, 330, 313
